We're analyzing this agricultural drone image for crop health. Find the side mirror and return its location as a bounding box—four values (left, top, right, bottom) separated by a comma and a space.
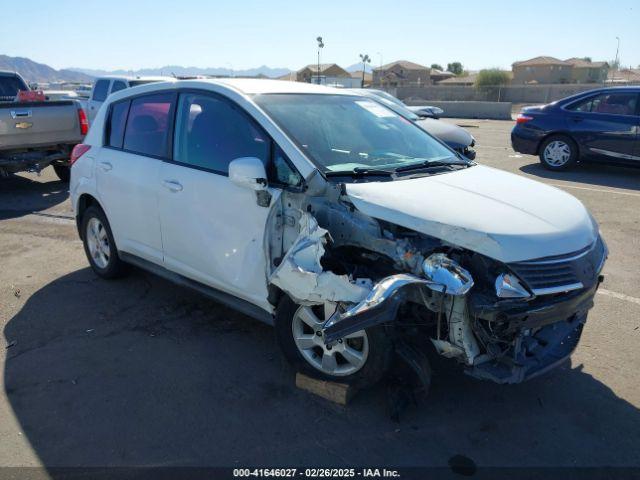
229, 157, 267, 191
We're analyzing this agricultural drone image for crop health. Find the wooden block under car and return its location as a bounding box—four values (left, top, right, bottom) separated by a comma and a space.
295, 373, 358, 405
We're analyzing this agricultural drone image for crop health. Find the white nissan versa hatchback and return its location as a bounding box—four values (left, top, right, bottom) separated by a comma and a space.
70, 79, 607, 389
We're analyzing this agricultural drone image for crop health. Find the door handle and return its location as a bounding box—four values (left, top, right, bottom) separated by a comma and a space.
98, 161, 112, 172
162, 180, 183, 192
571, 116, 583, 123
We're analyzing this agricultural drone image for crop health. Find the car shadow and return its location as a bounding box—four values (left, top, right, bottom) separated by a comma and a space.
519, 161, 640, 191
0, 172, 70, 221
4, 268, 640, 469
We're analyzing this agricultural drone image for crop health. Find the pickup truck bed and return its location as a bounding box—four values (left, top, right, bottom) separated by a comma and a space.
0, 71, 85, 181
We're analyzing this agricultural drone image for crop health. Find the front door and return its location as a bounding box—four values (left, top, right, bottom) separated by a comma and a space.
157, 91, 280, 308
566, 91, 639, 161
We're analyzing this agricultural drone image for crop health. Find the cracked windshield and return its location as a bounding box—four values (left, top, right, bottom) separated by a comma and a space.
255, 94, 464, 174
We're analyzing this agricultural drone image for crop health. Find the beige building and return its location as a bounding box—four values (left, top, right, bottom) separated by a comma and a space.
372, 60, 430, 87
512, 56, 573, 84
565, 58, 609, 84
512, 56, 609, 85
295, 64, 357, 86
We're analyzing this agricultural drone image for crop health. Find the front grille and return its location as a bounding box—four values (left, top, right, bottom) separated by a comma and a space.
509, 236, 606, 295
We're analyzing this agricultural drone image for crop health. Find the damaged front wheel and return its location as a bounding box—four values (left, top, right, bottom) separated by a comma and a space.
275, 296, 392, 388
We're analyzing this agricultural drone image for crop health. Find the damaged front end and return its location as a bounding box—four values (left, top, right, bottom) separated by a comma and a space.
266, 176, 607, 386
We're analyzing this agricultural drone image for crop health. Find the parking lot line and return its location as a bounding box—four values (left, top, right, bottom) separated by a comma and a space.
597, 288, 640, 306
549, 184, 640, 198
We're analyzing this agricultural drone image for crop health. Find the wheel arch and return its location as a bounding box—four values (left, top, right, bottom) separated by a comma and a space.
536, 131, 579, 156
75, 193, 104, 239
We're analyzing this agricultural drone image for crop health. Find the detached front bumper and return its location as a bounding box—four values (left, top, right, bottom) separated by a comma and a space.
466, 279, 602, 384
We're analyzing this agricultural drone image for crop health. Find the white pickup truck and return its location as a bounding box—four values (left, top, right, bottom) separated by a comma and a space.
0, 71, 87, 181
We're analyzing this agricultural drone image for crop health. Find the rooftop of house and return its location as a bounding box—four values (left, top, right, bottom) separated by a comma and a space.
373, 60, 429, 71
512, 56, 571, 67
565, 58, 609, 68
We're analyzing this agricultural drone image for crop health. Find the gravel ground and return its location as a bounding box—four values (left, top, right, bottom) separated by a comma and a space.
1, 119, 639, 471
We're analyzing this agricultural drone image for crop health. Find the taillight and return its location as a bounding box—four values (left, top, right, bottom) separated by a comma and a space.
516, 113, 533, 124
70, 144, 91, 165
78, 108, 89, 135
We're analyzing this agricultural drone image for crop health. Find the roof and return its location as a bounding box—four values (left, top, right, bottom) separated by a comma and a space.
373, 60, 429, 71
512, 56, 570, 67
299, 63, 348, 74
438, 74, 477, 85
565, 58, 609, 68
94, 75, 174, 82
209, 78, 352, 95
350, 70, 372, 80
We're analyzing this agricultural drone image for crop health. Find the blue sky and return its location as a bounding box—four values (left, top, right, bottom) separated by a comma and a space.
2, 0, 638, 71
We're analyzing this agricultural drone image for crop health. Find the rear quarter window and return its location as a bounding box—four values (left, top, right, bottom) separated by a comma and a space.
123, 93, 174, 158
106, 100, 130, 148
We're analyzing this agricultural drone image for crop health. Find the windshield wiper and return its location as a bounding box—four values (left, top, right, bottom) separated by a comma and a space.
394, 159, 471, 173
324, 167, 394, 178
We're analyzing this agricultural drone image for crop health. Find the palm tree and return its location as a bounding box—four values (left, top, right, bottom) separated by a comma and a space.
359, 54, 371, 88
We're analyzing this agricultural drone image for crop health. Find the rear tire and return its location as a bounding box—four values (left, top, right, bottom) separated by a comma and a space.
81, 206, 128, 279
274, 295, 393, 388
539, 135, 578, 171
53, 164, 71, 182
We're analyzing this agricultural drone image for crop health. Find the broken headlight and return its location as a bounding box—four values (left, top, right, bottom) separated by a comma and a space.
495, 272, 532, 299
422, 253, 474, 296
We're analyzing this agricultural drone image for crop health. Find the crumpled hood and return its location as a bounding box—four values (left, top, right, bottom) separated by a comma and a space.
416, 118, 473, 148
345, 165, 597, 263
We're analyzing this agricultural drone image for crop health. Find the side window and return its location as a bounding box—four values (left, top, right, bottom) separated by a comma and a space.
106, 100, 130, 148
268, 146, 303, 188
173, 93, 269, 174
92, 80, 110, 102
568, 93, 638, 116
111, 80, 127, 94
123, 93, 174, 157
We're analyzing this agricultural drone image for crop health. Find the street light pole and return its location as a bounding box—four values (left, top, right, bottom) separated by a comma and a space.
615, 36, 620, 70
316, 36, 324, 85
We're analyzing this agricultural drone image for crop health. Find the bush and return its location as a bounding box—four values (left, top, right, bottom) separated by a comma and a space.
475, 69, 511, 87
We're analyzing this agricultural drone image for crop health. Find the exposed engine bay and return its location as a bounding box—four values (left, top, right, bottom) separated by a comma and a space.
266, 173, 607, 385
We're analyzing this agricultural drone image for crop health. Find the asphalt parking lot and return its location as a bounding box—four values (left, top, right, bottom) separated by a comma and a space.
1, 119, 639, 471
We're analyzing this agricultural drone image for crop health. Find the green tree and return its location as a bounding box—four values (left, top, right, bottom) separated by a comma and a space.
430, 63, 443, 71
447, 62, 464, 75
581, 57, 592, 63
475, 68, 511, 87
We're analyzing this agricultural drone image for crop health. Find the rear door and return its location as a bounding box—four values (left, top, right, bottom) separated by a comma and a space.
157, 91, 282, 307
96, 92, 176, 263
565, 91, 639, 161
88, 79, 110, 122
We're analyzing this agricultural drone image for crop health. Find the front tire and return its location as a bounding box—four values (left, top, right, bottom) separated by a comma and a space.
53, 164, 71, 182
274, 296, 392, 388
81, 206, 128, 279
539, 135, 578, 171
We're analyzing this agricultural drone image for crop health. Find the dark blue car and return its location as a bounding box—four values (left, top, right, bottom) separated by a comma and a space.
511, 87, 640, 170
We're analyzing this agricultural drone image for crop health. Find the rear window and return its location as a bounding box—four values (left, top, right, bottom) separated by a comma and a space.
92, 80, 110, 102
0, 75, 28, 101
106, 100, 130, 148
123, 93, 174, 157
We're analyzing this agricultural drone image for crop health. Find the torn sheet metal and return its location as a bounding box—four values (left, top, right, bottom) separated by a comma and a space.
269, 213, 370, 305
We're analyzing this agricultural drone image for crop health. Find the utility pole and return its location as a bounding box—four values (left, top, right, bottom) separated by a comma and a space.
316, 36, 324, 84
615, 36, 620, 70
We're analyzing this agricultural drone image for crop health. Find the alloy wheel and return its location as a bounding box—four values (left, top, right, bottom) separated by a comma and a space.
86, 217, 111, 269
292, 304, 369, 377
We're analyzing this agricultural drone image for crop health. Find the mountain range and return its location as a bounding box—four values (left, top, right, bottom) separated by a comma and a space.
0, 55, 93, 83
68, 65, 293, 79
1, 54, 373, 84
